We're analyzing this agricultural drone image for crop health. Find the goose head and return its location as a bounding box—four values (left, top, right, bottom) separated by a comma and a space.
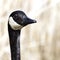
8, 10, 36, 30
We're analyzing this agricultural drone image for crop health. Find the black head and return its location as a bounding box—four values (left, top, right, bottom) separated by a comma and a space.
8, 10, 36, 30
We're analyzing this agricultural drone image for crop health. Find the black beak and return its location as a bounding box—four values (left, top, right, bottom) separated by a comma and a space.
27, 18, 36, 23
23, 18, 37, 26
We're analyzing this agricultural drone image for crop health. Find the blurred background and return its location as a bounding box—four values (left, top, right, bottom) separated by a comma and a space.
0, 0, 60, 60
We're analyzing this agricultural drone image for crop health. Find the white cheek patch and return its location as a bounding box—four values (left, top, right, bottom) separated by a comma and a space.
9, 17, 23, 30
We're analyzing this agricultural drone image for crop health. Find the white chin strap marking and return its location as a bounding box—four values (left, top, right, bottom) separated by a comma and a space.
9, 17, 23, 30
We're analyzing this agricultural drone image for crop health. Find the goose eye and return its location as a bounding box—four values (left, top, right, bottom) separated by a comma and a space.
23, 15, 25, 18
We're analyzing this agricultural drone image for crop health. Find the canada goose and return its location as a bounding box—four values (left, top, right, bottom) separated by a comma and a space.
8, 10, 36, 60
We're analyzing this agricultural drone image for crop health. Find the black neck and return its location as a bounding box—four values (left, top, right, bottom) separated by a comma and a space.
8, 23, 21, 60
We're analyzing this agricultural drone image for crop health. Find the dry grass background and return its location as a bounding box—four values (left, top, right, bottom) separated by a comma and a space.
0, 0, 60, 60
